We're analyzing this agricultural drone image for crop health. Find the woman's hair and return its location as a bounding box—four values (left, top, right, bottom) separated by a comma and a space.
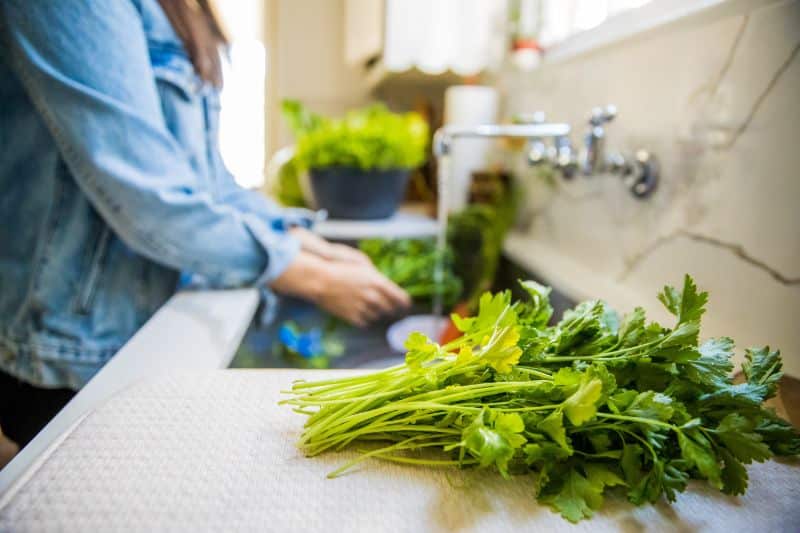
156, 0, 228, 87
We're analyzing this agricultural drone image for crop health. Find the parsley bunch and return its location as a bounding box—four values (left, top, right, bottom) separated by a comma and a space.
283, 275, 799, 522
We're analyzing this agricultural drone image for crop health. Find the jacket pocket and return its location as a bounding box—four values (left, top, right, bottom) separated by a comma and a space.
75, 225, 111, 315
150, 43, 212, 186
149, 42, 201, 101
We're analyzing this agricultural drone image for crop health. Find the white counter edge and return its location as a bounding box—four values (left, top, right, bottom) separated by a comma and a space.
0, 288, 259, 499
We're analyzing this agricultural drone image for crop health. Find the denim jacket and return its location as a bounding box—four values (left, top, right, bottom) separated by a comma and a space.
0, 0, 310, 389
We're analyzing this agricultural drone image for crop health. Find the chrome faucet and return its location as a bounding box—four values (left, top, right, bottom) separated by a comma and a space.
581, 105, 616, 175
432, 116, 582, 181
578, 105, 658, 197
432, 105, 659, 198
433, 121, 572, 156
514, 112, 579, 178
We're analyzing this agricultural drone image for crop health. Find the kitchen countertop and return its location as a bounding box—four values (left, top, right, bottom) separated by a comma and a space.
2, 369, 798, 532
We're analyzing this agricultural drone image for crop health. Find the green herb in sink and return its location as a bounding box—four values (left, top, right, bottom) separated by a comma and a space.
358, 238, 462, 308
282, 275, 800, 523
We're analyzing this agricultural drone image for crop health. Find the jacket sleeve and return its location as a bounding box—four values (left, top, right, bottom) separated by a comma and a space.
215, 167, 318, 232
0, 0, 299, 287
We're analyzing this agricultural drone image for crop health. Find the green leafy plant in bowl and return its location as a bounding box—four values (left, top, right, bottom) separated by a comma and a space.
282, 100, 429, 219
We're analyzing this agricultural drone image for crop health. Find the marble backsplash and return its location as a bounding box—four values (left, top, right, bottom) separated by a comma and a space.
495, 0, 800, 375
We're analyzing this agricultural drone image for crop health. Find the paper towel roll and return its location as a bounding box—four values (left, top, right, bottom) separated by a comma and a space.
443, 85, 499, 212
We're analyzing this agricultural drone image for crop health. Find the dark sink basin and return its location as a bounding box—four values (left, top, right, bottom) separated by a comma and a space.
229, 296, 406, 370
229, 255, 576, 370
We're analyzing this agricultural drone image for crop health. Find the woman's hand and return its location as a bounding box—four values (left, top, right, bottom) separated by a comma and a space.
311, 260, 411, 327
289, 227, 371, 265
270, 251, 411, 327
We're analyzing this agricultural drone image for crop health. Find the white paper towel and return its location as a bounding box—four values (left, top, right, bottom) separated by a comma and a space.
443, 85, 499, 211
3, 370, 798, 532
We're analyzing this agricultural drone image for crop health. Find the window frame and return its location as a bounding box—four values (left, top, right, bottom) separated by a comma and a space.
540, 0, 779, 66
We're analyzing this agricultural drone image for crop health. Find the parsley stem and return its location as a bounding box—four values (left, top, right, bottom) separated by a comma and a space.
538, 338, 663, 362
512, 366, 553, 379
326, 437, 453, 478
597, 413, 677, 431
368, 455, 479, 467
620, 427, 658, 461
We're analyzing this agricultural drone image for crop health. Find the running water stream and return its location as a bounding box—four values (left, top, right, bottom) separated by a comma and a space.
432, 153, 451, 317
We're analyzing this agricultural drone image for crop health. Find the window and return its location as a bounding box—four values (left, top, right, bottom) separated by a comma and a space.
514, 0, 653, 48
216, 0, 267, 189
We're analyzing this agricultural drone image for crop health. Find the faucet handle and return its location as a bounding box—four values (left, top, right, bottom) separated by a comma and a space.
589, 105, 617, 126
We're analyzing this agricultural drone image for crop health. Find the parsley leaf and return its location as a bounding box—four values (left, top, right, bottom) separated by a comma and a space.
719, 448, 748, 495
658, 274, 708, 325
463, 290, 517, 335
755, 415, 800, 456
563, 378, 603, 426
714, 413, 771, 463
538, 466, 605, 523
553, 300, 606, 354
518, 280, 553, 328
683, 337, 735, 388
524, 441, 570, 465
403, 332, 441, 369
457, 410, 526, 478
624, 391, 675, 422
537, 410, 570, 451
495, 413, 527, 448
616, 307, 646, 347
678, 430, 723, 489
698, 382, 769, 410
482, 326, 523, 374
742, 346, 783, 399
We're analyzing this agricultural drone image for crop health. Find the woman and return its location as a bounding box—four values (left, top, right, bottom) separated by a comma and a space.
0, 0, 410, 449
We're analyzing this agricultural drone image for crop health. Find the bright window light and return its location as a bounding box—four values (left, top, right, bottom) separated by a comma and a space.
216, 0, 266, 189
539, 0, 653, 47
573, 0, 609, 31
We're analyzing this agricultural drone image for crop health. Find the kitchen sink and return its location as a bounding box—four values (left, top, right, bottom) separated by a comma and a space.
229, 255, 577, 370
229, 297, 406, 370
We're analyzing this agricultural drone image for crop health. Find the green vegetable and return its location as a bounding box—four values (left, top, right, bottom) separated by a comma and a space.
282, 100, 429, 171
270, 101, 325, 208
358, 238, 462, 307
359, 186, 518, 308
283, 275, 799, 522
270, 154, 307, 208
282, 99, 327, 137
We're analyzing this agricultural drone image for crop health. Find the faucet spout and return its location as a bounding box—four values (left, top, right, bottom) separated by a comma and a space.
431, 105, 658, 199
433, 123, 571, 157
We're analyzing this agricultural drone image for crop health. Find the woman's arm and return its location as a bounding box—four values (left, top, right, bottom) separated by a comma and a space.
214, 165, 317, 231
0, 1, 295, 287
288, 227, 373, 265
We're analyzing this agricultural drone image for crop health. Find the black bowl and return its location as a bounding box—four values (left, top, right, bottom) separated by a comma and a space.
309, 166, 410, 220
